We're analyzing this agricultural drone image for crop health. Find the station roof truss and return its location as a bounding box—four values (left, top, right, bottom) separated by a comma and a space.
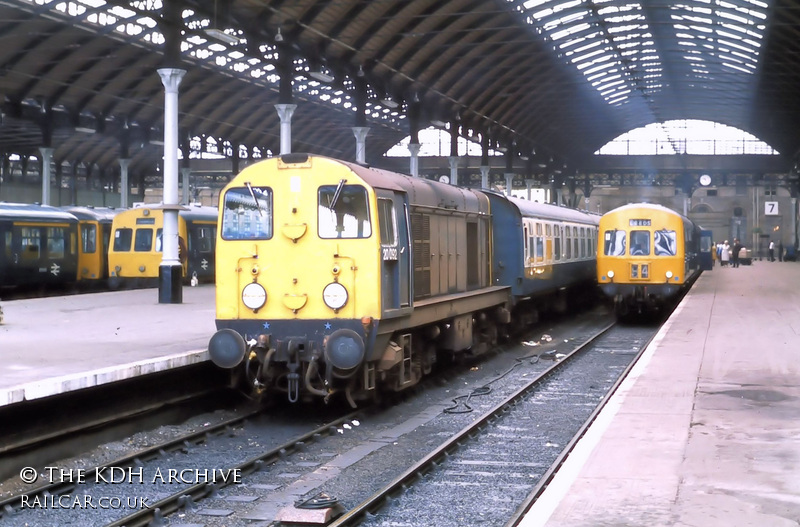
1, 0, 799, 182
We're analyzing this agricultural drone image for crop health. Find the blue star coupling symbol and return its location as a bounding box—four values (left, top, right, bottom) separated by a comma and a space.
263, 322, 271, 329
324, 322, 332, 330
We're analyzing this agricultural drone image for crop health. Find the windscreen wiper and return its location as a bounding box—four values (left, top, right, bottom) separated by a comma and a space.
245, 181, 264, 216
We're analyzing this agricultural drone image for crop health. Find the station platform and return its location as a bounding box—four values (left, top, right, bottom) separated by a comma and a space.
522, 259, 800, 526
0, 285, 216, 407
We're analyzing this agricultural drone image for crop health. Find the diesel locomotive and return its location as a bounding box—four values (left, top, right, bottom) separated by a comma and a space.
596, 202, 702, 317
207, 154, 598, 405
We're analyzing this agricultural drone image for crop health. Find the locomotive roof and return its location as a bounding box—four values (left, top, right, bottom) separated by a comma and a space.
0, 202, 79, 222
344, 160, 487, 213
278, 154, 489, 214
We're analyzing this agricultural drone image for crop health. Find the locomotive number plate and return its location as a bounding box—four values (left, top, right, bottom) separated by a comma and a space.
629, 219, 651, 226
382, 247, 398, 260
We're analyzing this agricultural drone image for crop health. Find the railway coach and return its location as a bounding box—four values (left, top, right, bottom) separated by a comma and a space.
63, 206, 120, 283
0, 202, 79, 290
597, 202, 702, 318
207, 153, 599, 406
107, 204, 217, 289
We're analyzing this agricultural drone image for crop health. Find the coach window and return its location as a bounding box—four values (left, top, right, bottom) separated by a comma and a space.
20, 227, 41, 261
222, 186, 273, 240
47, 227, 67, 259
319, 184, 372, 239
113, 228, 132, 251
654, 229, 678, 256
535, 223, 544, 263
603, 229, 626, 256
580, 227, 586, 258
573, 227, 579, 259
554, 226, 561, 261
565, 227, 572, 259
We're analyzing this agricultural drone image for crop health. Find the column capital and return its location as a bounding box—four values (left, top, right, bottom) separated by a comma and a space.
157, 68, 186, 93
351, 127, 370, 140
274, 104, 298, 121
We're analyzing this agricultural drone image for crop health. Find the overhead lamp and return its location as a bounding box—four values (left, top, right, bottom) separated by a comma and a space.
357, 65, 365, 77
274, 27, 284, 43
75, 126, 96, 134
205, 28, 240, 46
380, 96, 399, 109
308, 68, 334, 83
430, 120, 447, 128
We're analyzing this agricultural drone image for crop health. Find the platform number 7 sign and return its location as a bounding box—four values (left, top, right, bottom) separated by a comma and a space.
765, 201, 779, 215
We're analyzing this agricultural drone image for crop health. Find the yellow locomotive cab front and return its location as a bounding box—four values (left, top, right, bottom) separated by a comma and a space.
209, 154, 383, 403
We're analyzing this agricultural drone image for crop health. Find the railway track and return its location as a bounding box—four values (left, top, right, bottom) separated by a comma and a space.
0, 307, 658, 527
0, 363, 237, 484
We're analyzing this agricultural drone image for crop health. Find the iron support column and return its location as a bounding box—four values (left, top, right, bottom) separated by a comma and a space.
157, 67, 186, 304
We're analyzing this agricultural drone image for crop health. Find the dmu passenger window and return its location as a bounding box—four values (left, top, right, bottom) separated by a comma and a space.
630, 231, 650, 256
221, 186, 273, 240
603, 230, 626, 256
654, 230, 678, 256
47, 228, 67, 258
20, 228, 41, 260
318, 184, 371, 239
113, 228, 132, 251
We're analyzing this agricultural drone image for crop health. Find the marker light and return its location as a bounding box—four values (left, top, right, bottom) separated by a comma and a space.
607, 270, 615, 278
666, 271, 673, 279
323, 282, 348, 310
242, 282, 267, 310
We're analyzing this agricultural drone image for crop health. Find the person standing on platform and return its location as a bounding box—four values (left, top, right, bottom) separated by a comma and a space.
721, 240, 731, 267
732, 238, 742, 268
779, 241, 784, 262
769, 239, 775, 261
711, 241, 717, 267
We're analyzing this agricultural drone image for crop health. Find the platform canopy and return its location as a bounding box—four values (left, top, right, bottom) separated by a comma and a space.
0, 0, 799, 180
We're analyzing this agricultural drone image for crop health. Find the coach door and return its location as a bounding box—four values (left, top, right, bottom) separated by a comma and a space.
377, 190, 411, 313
